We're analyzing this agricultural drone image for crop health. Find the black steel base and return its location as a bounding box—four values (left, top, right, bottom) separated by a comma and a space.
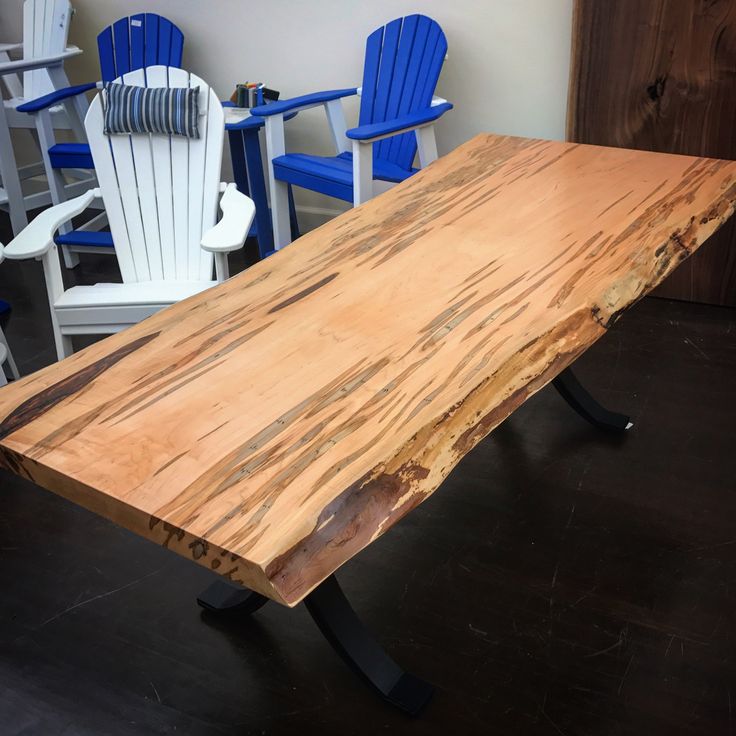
197, 580, 269, 616
304, 575, 433, 716
197, 575, 432, 716
553, 367, 632, 432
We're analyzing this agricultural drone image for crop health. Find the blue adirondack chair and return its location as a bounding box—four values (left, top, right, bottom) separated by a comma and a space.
17, 13, 184, 265
252, 14, 452, 250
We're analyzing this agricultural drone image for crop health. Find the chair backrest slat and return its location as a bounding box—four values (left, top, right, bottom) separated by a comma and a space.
381, 14, 419, 138
357, 26, 383, 128
395, 19, 445, 167
97, 14, 184, 84
85, 65, 221, 284
370, 18, 402, 130
84, 88, 138, 282
129, 13, 145, 71
383, 14, 428, 164
145, 65, 176, 278
189, 71, 223, 280
358, 14, 447, 172
158, 18, 173, 66
122, 67, 162, 280
143, 14, 159, 67
97, 25, 115, 82
169, 68, 193, 280
111, 17, 131, 77
169, 25, 184, 67
22, 0, 72, 100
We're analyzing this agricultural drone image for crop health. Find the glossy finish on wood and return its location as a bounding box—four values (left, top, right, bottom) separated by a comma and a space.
1, 253, 735, 733
1, 134, 735, 608
568, 0, 736, 306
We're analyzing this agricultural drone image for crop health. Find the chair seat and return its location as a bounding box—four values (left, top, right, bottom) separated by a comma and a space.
54, 280, 216, 310
49, 142, 94, 170
273, 151, 416, 203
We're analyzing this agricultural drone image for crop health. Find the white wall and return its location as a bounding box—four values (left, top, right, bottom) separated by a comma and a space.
1, 0, 573, 222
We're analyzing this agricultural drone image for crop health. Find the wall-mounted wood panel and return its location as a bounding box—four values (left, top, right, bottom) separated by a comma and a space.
568, 0, 736, 306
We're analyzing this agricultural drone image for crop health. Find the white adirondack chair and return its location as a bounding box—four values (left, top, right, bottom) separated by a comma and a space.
0, 0, 90, 234
1, 66, 255, 362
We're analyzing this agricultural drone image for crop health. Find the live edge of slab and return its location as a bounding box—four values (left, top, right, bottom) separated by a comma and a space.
1, 134, 735, 607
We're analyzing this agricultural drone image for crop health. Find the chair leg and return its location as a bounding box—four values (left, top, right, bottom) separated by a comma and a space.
352, 140, 374, 206
304, 575, 433, 716
40, 248, 73, 362
214, 252, 230, 282
0, 100, 28, 236
287, 185, 300, 240
552, 367, 633, 432
53, 333, 73, 362
264, 114, 292, 249
0, 326, 19, 380
269, 179, 291, 250
35, 109, 79, 269
415, 126, 439, 168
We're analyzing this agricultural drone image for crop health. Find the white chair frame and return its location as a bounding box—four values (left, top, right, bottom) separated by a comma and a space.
2, 66, 255, 362
0, 0, 91, 237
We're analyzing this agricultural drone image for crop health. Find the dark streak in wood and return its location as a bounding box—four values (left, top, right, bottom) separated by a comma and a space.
0, 332, 160, 441
267, 273, 339, 313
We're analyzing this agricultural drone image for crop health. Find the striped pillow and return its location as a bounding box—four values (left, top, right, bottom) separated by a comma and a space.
103, 82, 200, 138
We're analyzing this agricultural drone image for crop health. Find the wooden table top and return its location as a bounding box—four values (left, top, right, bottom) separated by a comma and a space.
1, 134, 734, 606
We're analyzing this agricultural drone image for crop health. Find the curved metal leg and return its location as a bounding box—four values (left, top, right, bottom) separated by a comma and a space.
197, 580, 269, 616
553, 367, 633, 432
304, 575, 433, 716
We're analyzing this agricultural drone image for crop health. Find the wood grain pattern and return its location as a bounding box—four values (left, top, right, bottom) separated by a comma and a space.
1, 134, 735, 606
568, 0, 736, 306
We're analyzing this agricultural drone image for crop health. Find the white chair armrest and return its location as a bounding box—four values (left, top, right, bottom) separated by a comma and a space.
0, 46, 82, 76
201, 183, 256, 253
3, 188, 99, 259
0, 43, 23, 54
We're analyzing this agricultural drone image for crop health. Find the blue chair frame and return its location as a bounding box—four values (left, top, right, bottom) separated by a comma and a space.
252, 14, 452, 249
17, 14, 184, 257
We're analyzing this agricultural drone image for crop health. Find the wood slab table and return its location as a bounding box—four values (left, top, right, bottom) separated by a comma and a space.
1, 134, 735, 714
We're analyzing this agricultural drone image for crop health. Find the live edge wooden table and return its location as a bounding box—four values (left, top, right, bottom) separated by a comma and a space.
1, 134, 735, 715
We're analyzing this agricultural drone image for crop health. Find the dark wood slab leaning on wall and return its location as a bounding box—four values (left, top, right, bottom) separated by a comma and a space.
568, 0, 736, 306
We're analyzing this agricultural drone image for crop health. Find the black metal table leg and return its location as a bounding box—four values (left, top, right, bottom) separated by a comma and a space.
197, 574, 432, 715
197, 580, 269, 616
304, 575, 433, 716
553, 367, 633, 432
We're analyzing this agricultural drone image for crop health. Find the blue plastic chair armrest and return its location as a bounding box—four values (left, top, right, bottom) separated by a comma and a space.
16, 81, 97, 113
346, 103, 453, 141
251, 88, 357, 117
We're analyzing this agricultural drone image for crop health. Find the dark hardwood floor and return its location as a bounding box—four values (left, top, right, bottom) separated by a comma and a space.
1, 218, 735, 735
